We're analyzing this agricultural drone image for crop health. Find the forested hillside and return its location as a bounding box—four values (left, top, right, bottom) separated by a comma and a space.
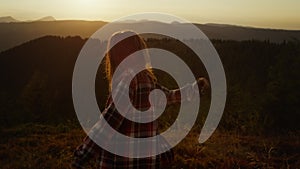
0, 36, 299, 133
0, 36, 299, 168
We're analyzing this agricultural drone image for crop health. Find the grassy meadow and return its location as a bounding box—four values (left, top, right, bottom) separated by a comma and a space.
0, 123, 299, 169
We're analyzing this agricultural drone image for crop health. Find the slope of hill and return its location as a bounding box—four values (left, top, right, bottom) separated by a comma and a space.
1, 20, 300, 52
0, 16, 19, 23
197, 23, 300, 43
0, 36, 299, 169
0, 20, 106, 52
0, 36, 87, 124
36, 16, 56, 21
0, 35, 299, 133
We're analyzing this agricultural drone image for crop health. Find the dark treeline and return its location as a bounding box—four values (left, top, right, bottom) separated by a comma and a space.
213, 39, 300, 134
0, 36, 299, 135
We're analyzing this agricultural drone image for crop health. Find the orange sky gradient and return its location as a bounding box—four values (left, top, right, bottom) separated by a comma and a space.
0, 0, 299, 30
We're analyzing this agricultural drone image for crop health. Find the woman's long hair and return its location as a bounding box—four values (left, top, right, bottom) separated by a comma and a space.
105, 30, 156, 91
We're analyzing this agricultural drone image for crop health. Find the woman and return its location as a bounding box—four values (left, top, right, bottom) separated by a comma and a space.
72, 30, 209, 169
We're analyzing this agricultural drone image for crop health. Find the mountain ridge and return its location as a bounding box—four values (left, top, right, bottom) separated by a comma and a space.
0, 16, 19, 23
0, 16, 57, 23
0, 19, 299, 52
35, 16, 56, 22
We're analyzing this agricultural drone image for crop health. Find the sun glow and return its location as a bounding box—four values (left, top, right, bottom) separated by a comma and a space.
71, 0, 99, 11
76, 0, 97, 7
61, 0, 113, 20
0, 0, 299, 29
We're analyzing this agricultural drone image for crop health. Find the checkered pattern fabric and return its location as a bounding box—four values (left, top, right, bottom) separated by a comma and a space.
72, 69, 199, 169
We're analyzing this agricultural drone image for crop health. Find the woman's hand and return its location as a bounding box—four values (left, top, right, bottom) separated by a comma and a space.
197, 77, 210, 95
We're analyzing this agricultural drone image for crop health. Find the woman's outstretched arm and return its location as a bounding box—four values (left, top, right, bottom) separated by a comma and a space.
155, 77, 209, 105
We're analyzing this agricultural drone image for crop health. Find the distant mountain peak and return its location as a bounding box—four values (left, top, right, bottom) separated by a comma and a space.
37, 16, 56, 21
0, 16, 19, 23
205, 23, 241, 28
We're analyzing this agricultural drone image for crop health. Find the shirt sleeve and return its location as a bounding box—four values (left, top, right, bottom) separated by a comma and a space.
72, 136, 99, 169
155, 80, 199, 105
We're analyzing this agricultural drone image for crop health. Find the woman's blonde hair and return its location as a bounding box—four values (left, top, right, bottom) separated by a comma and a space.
105, 30, 156, 91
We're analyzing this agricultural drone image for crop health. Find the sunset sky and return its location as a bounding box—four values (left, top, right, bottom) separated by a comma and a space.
0, 0, 299, 30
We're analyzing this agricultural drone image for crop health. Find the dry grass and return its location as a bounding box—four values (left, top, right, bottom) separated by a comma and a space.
173, 130, 300, 169
0, 124, 299, 169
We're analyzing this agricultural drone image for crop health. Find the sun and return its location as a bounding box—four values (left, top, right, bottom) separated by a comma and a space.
74, 0, 100, 9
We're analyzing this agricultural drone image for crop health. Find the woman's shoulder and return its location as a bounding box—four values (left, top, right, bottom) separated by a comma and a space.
128, 70, 156, 90
137, 70, 156, 83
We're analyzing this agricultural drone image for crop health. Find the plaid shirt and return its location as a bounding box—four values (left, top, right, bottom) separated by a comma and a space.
72, 69, 200, 169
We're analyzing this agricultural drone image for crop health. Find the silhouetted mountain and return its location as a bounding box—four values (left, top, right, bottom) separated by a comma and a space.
0, 20, 106, 52
197, 23, 300, 43
36, 16, 56, 21
0, 16, 19, 23
0, 20, 300, 52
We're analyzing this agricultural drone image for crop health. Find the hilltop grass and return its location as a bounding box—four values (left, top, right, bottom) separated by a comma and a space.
0, 123, 299, 169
